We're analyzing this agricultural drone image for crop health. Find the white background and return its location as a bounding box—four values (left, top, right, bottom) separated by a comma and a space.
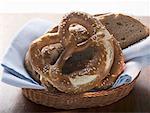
0, 0, 149, 16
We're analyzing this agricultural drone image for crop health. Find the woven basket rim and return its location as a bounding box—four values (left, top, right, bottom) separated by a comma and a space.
22, 72, 139, 109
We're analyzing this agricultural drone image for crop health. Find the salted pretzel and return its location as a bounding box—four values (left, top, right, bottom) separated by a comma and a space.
28, 12, 115, 93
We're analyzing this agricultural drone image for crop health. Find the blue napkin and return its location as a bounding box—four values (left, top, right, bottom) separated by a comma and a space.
1, 19, 52, 89
112, 37, 150, 88
1, 19, 150, 89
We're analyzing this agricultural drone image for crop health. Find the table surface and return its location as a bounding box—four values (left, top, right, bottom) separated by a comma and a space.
0, 14, 150, 113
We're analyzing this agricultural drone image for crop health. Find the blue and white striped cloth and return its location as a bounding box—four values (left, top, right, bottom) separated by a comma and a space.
1, 19, 150, 89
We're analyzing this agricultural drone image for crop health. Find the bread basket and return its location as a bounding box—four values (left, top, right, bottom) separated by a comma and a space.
22, 73, 139, 109
22, 13, 145, 109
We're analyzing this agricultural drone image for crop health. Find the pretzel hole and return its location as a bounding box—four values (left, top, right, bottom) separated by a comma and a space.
41, 44, 63, 65
62, 46, 96, 74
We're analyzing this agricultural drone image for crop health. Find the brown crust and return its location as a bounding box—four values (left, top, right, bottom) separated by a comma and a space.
24, 50, 41, 83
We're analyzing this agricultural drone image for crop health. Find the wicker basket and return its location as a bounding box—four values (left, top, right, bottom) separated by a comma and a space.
22, 73, 139, 109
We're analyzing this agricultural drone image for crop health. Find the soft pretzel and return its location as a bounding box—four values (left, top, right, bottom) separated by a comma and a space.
28, 12, 115, 93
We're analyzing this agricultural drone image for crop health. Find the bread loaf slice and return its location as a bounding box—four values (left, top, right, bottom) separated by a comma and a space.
95, 13, 149, 49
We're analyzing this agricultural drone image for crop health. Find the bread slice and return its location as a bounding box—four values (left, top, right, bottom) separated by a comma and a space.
95, 13, 149, 49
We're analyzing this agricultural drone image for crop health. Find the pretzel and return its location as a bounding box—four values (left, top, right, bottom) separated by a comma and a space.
29, 12, 116, 93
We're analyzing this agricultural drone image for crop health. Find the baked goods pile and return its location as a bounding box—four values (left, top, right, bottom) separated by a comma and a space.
24, 12, 148, 94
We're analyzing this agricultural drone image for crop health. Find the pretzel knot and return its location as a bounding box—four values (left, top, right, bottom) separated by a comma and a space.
28, 12, 124, 94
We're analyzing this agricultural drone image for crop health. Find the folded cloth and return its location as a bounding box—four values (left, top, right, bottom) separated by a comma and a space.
123, 37, 150, 61
1, 19, 150, 89
1, 19, 51, 89
112, 37, 150, 88
2, 69, 44, 89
